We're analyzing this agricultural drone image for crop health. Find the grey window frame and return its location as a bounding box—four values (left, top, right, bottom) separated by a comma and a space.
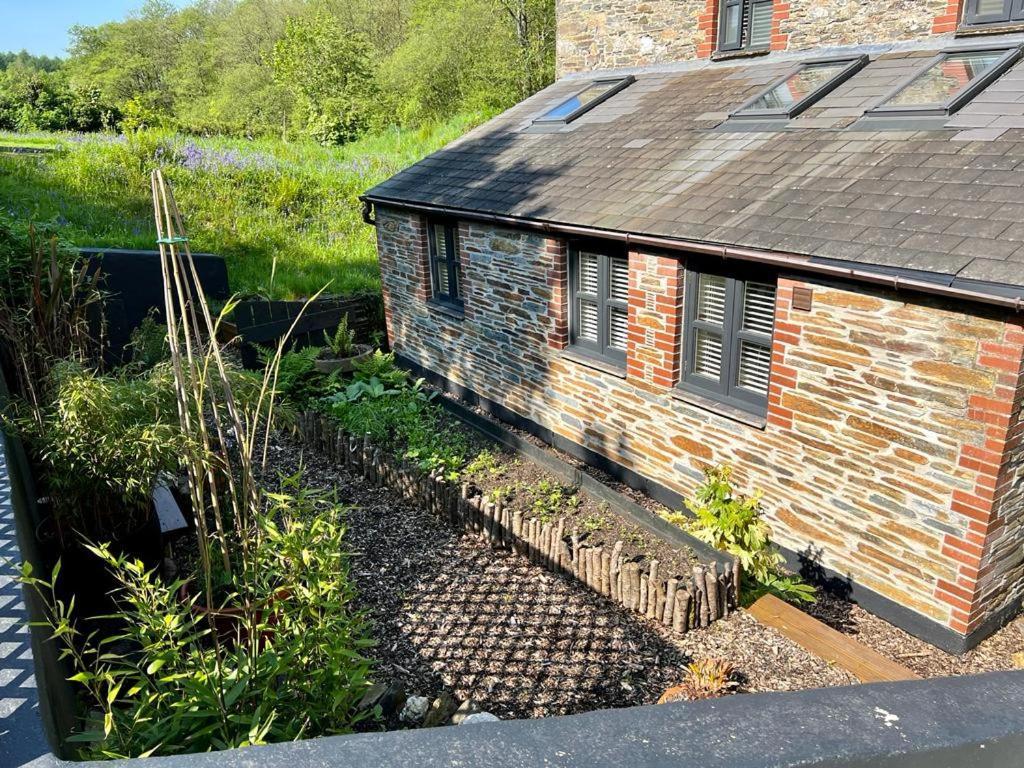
963, 0, 1024, 26
718, 0, 774, 53
679, 265, 776, 416
533, 76, 635, 125
568, 243, 628, 367
730, 55, 868, 121
865, 44, 1023, 118
427, 218, 463, 310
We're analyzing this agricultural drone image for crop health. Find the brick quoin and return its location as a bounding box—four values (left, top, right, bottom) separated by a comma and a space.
546, 239, 569, 350
766, 279, 800, 431
770, 2, 791, 51
932, 0, 963, 34
626, 250, 684, 387
940, 320, 1024, 635
696, 0, 719, 58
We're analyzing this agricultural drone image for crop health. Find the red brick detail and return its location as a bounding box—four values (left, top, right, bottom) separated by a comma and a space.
769, 2, 790, 51
766, 278, 800, 431
936, 317, 1024, 633
932, 1, 964, 34
696, 0, 720, 59
626, 250, 684, 388
547, 239, 569, 350
412, 215, 431, 303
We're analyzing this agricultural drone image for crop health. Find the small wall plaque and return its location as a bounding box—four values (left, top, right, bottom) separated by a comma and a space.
792, 286, 813, 312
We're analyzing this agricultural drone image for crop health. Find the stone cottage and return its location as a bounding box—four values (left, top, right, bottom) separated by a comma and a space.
363, 0, 1024, 653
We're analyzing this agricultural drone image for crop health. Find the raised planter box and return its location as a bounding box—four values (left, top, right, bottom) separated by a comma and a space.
296, 412, 740, 634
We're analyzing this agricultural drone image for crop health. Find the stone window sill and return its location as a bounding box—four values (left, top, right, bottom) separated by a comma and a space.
560, 348, 627, 379
669, 387, 767, 430
956, 23, 1024, 38
426, 299, 465, 320
711, 47, 771, 63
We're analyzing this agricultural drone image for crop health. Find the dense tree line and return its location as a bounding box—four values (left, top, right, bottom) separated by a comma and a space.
0, 0, 555, 143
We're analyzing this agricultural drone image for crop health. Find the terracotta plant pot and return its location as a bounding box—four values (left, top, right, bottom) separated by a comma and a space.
178, 583, 290, 648
314, 343, 373, 374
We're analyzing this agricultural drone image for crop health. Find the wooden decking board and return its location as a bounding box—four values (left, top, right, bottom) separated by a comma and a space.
748, 594, 921, 683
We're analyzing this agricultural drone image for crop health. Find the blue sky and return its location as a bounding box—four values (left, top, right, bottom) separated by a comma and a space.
0, 0, 190, 58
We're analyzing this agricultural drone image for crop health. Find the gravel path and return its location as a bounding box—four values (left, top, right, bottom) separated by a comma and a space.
266, 435, 856, 720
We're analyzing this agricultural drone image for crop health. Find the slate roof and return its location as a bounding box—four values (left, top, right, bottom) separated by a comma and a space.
366, 35, 1024, 291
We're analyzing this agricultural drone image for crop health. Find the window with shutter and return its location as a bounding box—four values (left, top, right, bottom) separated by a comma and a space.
427, 219, 463, 310
718, 0, 774, 53
681, 268, 776, 415
964, 0, 1024, 25
569, 245, 629, 365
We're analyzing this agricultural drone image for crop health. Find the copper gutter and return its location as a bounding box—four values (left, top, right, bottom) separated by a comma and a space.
361, 195, 1024, 312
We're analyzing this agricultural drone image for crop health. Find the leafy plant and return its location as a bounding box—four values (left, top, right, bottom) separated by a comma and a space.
464, 448, 501, 477
259, 344, 325, 409
125, 310, 169, 371
325, 374, 472, 479
665, 466, 815, 604
528, 479, 580, 524
678, 658, 737, 701
20, 481, 375, 759
323, 313, 356, 357
0, 217, 104, 419
353, 349, 407, 388
8, 362, 184, 541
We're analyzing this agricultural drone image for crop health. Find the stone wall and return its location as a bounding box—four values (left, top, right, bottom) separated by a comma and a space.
376, 207, 1024, 641
557, 0, 959, 75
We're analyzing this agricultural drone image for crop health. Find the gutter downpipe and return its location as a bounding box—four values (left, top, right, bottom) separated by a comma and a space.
360, 195, 1024, 313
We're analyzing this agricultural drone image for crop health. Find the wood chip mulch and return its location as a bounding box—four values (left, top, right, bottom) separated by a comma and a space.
265, 434, 856, 722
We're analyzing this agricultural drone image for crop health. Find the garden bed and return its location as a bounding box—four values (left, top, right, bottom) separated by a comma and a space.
266, 432, 856, 720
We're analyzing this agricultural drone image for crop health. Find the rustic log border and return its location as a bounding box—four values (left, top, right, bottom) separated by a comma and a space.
296, 412, 740, 634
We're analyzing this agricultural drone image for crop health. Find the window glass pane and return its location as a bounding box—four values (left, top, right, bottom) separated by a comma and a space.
737, 341, 772, 395
578, 300, 599, 342
974, 0, 1011, 17
609, 257, 629, 301
742, 281, 776, 335
885, 50, 1006, 107
741, 62, 849, 112
697, 273, 727, 325
578, 252, 599, 295
542, 79, 627, 121
694, 329, 724, 379
749, 0, 773, 47
609, 307, 628, 350
723, 3, 742, 46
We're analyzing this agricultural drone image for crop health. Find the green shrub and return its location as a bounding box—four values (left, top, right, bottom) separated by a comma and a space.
665, 466, 815, 605
9, 362, 184, 541
326, 375, 471, 478
260, 345, 327, 409
21, 481, 375, 759
125, 311, 170, 371
353, 349, 408, 388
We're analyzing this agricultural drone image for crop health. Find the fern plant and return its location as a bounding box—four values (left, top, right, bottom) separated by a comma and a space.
665, 466, 815, 604
323, 313, 356, 357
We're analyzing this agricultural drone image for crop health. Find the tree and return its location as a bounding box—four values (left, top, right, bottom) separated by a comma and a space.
272, 7, 378, 144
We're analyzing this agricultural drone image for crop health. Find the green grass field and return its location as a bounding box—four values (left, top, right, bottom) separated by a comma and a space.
0, 115, 485, 299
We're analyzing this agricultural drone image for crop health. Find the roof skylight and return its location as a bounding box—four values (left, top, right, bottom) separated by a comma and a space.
731, 56, 868, 120
867, 45, 1023, 117
534, 76, 635, 125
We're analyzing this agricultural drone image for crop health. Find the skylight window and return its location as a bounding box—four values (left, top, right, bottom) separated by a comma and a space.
731, 56, 868, 120
868, 46, 1023, 117
534, 76, 635, 125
